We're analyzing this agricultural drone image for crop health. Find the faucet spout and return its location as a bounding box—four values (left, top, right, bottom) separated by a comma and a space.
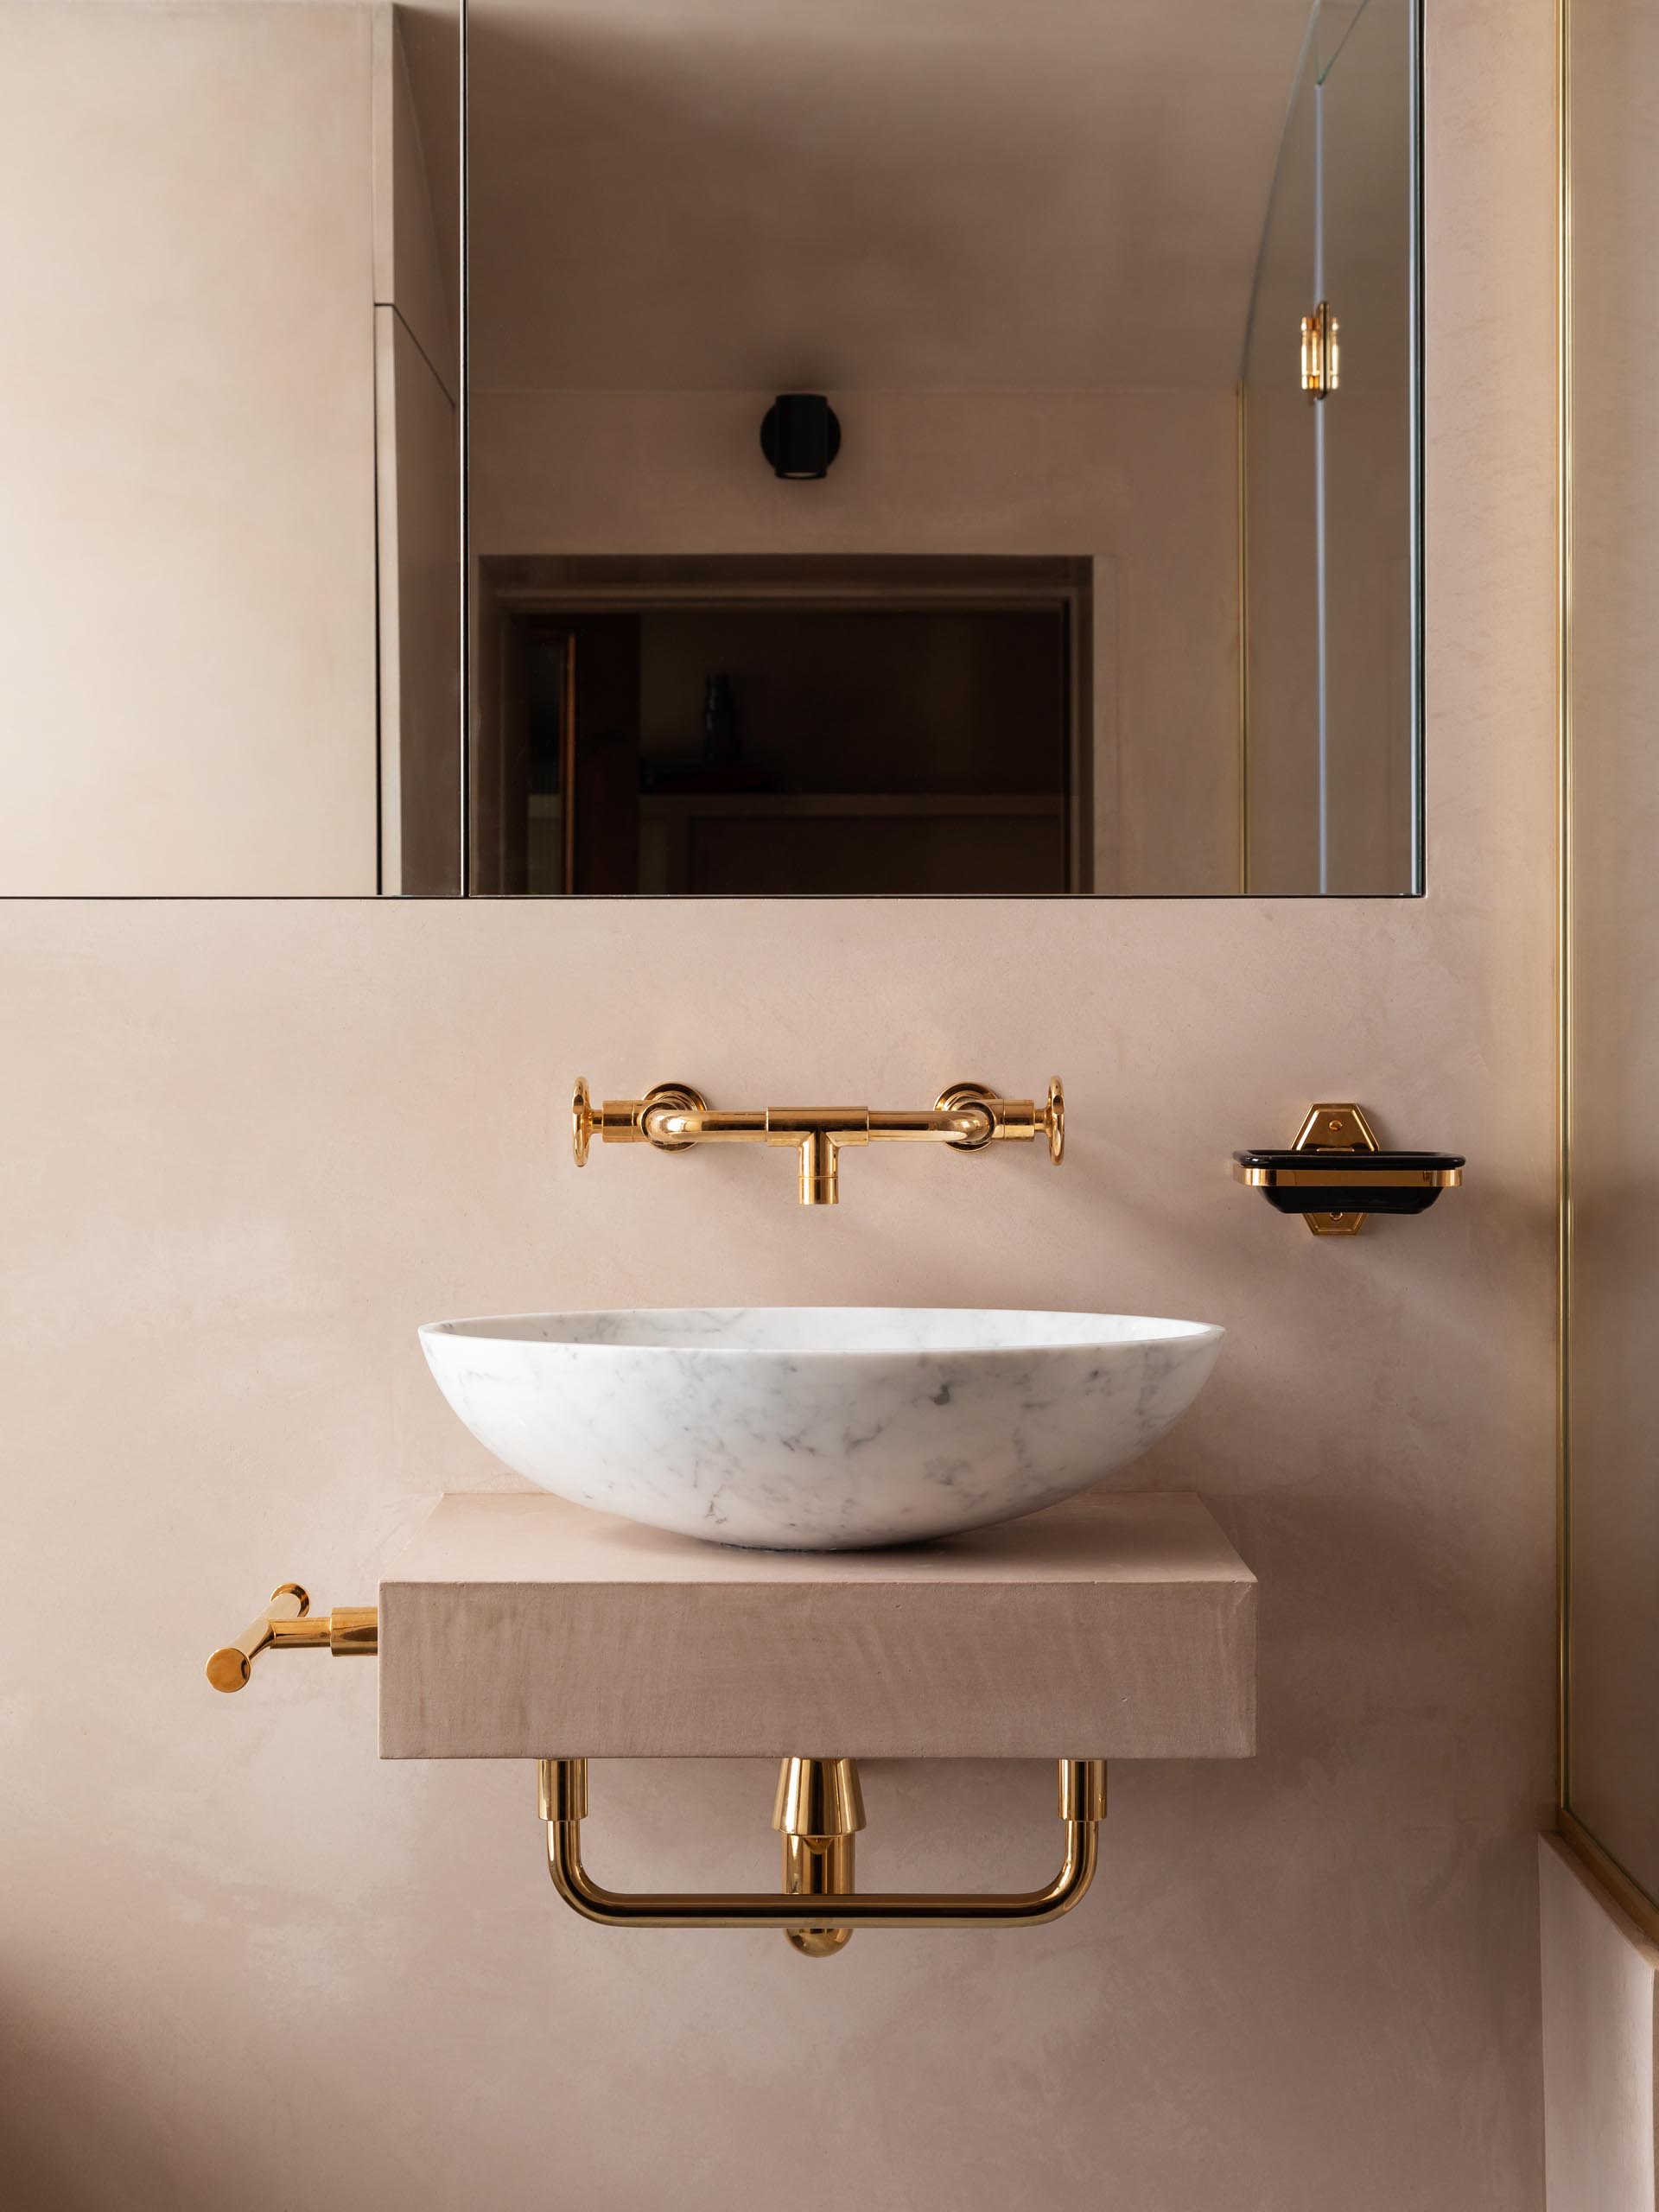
798, 1128, 839, 1205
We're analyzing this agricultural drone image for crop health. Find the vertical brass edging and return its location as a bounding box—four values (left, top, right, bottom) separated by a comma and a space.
1236, 380, 1250, 894
1556, 0, 1573, 1824
1552, 0, 1659, 1950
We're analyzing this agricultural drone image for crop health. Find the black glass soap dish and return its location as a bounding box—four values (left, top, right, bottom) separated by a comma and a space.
1232, 1104, 1464, 1236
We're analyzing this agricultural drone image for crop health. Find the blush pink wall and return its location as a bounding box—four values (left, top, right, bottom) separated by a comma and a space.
1540, 1839, 1659, 2210
0, 1, 1558, 2207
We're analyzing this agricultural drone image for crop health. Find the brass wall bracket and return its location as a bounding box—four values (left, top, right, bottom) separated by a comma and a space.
571, 1077, 1065, 1207
1232, 1103, 1465, 1236
538, 1755, 1107, 1955
206, 1586, 378, 1692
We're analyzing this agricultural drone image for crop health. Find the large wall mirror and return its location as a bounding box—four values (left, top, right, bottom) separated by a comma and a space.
3, 0, 1418, 899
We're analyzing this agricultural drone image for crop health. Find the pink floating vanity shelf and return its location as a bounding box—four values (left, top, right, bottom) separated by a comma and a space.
376, 1489, 1256, 1764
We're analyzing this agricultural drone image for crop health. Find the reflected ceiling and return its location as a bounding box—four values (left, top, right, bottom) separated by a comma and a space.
469, 0, 1317, 391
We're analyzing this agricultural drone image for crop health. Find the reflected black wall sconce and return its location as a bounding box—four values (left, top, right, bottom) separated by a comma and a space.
761, 393, 842, 480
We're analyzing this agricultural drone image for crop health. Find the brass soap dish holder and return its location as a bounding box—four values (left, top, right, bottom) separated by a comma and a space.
1232, 1103, 1464, 1237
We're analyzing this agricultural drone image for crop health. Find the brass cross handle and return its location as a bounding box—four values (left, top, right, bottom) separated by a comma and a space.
206, 1585, 378, 1692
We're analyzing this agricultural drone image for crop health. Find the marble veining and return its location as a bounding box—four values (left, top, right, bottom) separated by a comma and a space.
418, 1307, 1224, 1549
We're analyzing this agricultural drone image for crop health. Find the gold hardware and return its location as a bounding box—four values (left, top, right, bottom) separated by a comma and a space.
538, 1757, 589, 1823
1300, 301, 1339, 398
1231, 1163, 1461, 1191
572, 1078, 1065, 1206
771, 1755, 866, 1841
772, 1757, 866, 1956
1296, 1099, 1376, 1236
935, 1081, 999, 1149
206, 1586, 378, 1692
639, 1082, 710, 1152
1231, 1101, 1464, 1236
1058, 1757, 1109, 1822
1292, 1103, 1377, 1154
537, 1755, 1106, 1953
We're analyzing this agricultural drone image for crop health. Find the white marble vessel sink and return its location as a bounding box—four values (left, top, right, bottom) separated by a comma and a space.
419, 1307, 1224, 1552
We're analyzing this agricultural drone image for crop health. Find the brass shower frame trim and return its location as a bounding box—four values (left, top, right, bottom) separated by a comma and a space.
1557, 0, 1576, 1848
539, 1756, 1108, 1953
572, 1076, 1065, 1206
1547, 0, 1659, 1942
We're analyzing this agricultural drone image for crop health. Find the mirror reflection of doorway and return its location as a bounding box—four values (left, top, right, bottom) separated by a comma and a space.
472, 557, 1090, 896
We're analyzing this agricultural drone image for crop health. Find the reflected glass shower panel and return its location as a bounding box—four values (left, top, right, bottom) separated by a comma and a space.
1241, 0, 1417, 894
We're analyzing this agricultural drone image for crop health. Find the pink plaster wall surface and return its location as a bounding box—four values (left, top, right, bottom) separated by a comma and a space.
1540, 1838, 1659, 2212
0, 0, 1558, 2206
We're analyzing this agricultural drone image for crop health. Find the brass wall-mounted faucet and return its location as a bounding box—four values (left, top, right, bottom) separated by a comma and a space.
572, 1077, 1065, 1206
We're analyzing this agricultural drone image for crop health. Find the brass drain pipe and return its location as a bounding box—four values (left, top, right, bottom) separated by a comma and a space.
774, 1755, 865, 1956
540, 1756, 1107, 1954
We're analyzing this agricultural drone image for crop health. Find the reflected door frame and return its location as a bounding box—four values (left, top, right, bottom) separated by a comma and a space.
468, 555, 1094, 897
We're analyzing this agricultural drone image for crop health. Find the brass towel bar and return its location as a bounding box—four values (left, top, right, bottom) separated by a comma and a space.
541, 1755, 1108, 1955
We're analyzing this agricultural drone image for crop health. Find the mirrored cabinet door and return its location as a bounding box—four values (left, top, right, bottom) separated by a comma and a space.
1, 0, 1416, 899
465, 0, 1420, 899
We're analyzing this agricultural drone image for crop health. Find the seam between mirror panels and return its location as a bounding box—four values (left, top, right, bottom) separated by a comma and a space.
1556, 0, 1573, 1834
459, 0, 471, 897
1413, 0, 1426, 896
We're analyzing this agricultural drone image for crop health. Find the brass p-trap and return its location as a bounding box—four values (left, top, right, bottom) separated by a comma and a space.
538, 1756, 1108, 1956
